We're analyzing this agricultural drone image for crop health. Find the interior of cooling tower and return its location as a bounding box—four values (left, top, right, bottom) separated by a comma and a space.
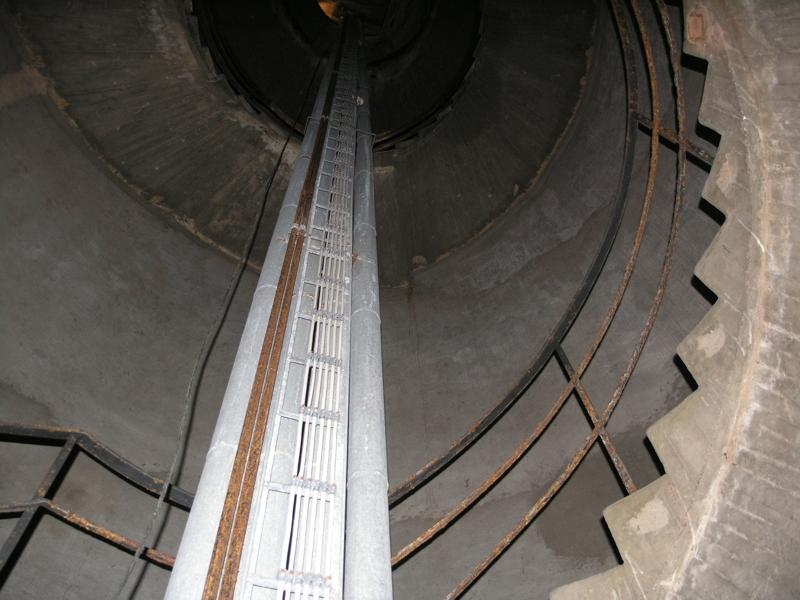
1, 0, 798, 599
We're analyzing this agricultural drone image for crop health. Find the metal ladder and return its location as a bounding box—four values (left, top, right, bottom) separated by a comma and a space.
235, 40, 359, 600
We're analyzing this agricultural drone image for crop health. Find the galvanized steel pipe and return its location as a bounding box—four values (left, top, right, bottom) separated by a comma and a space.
165, 63, 334, 600
343, 44, 394, 600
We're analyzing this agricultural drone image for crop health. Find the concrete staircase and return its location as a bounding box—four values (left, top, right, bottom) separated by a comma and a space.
553, 1, 800, 597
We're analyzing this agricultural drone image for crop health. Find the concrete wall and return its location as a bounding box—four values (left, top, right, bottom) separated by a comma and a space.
555, 1, 800, 597
0, 0, 797, 598
0, 2, 270, 596
382, 3, 721, 597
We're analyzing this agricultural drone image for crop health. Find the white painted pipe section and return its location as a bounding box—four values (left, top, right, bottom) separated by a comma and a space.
344, 46, 394, 599
165, 63, 333, 600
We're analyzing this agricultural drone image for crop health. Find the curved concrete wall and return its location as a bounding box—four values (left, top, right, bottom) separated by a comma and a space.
555, 1, 800, 597
7, 0, 298, 264
0, 0, 797, 599
383, 3, 721, 596
0, 1, 277, 596
373, 0, 596, 284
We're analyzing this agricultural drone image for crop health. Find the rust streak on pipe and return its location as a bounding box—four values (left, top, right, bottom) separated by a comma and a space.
201, 224, 306, 600
202, 37, 342, 600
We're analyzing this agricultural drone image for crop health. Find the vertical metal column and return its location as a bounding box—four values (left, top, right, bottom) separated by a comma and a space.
167, 21, 391, 600
344, 36, 393, 600
165, 59, 334, 600
232, 33, 359, 599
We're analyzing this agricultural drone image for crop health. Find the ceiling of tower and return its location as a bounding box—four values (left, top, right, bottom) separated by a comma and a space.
195, 0, 482, 146
17, 0, 595, 286
193, 0, 596, 285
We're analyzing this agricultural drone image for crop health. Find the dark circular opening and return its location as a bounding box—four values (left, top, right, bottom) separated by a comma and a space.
193, 0, 482, 148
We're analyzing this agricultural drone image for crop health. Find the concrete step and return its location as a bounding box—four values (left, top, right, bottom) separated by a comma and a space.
603, 476, 692, 597
551, 565, 638, 599
646, 300, 743, 505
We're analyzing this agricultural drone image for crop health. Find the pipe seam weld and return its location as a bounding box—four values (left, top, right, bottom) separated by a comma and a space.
346, 469, 390, 489
354, 222, 378, 234
353, 255, 377, 266
351, 306, 381, 321
205, 440, 239, 458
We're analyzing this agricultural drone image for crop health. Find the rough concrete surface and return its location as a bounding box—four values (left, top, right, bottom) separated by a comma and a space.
1, 0, 797, 598
0, 8, 259, 596
384, 4, 720, 597
554, 1, 800, 598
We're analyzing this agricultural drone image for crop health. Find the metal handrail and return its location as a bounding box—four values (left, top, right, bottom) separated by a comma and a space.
0, 422, 194, 585
388, 0, 701, 597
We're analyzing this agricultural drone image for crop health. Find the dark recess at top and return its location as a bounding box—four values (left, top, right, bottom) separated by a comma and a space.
193, 0, 482, 149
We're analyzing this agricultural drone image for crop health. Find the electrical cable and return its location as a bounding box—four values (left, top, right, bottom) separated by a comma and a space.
112, 56, 322, 600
